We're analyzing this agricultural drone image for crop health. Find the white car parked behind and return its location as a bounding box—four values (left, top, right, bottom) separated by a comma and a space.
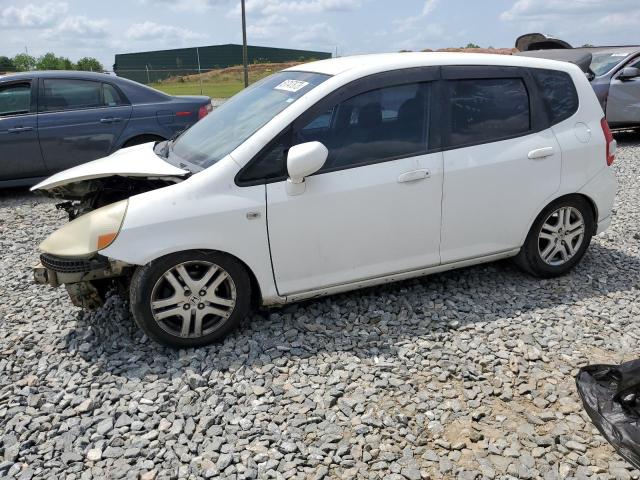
32, 53, 618, 348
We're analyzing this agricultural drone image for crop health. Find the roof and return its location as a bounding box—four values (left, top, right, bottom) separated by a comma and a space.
579, 46, 640, 55
0, 70, 115, 81
286, 52, 582, 77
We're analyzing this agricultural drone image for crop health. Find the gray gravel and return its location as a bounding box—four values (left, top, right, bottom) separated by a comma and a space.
1, 134, 639, 480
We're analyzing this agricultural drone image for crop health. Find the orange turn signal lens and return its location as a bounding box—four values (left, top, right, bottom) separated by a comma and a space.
97, 232, 118, 250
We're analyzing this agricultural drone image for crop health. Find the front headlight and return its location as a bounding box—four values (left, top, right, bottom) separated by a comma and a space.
40, 200, 128, 257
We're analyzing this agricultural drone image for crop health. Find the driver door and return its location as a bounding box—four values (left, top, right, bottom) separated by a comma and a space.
607, 57, 640, 125
256, 69, 443, 296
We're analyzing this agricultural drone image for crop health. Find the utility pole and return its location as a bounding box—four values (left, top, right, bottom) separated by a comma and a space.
241, 0, 249, 88
196, 47, 203, 95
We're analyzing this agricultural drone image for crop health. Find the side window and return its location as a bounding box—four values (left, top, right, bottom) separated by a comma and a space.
531, 69, 578, 125
40, 79, 103, 112
446, 78, 530, 148
103, 83, 125, 106
296, 82, 430, 173
237, 128, 291, 184
0, 83, 31, 116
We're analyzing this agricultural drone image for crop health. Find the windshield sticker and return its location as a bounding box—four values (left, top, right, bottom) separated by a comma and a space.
275, 80, 309, 93
611, 53, 629, 57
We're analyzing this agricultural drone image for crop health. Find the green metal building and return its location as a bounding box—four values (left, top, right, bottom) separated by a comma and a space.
114, 44, 331, 84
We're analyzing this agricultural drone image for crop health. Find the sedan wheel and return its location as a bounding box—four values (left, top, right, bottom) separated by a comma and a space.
130, 251, 252, 348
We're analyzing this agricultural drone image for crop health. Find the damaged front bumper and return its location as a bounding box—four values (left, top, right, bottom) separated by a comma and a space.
33, 254, 131, 309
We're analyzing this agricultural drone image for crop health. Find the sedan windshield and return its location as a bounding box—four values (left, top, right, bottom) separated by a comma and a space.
590, 52, 630, 76
170, 71, 330, 170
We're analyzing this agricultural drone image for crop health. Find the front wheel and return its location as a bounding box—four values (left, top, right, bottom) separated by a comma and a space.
515, 197, 595, 278
130, 251, 252, 348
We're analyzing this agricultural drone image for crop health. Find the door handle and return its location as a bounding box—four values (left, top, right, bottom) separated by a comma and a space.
100, 117, 121, 124
7, 126, 33, 133
528, 147, 555, 159
398, 169, 430, 183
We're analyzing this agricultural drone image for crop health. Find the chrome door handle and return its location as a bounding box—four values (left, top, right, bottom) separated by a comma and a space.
398, 169, 430, 183
100, 117, 121, 124
7, 126, 33, 133
528, 147, 555, 159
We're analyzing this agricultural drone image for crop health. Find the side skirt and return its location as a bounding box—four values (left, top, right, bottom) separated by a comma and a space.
261, 248, 521, 306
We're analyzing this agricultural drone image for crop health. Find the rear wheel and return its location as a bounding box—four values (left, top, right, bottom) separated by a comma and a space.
515, 196, 594, 278
130, 251, 251, 348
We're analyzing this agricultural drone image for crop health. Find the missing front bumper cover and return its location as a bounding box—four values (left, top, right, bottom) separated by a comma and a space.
65, 282, 104, 309
33, 256, 131, 309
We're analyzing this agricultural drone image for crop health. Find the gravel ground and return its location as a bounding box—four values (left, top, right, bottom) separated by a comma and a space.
1, 135, 639, 480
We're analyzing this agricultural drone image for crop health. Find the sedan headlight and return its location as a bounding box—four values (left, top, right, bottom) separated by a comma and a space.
40, 200, 128, 257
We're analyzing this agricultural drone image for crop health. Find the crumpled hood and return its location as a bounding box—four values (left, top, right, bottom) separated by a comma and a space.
31, 142, 189, 192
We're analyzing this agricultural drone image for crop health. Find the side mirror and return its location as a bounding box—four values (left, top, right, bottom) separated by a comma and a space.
286, 141, 328, 196
619, 67, 640, 81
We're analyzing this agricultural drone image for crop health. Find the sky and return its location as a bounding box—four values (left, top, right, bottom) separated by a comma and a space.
1, 0, 639, 70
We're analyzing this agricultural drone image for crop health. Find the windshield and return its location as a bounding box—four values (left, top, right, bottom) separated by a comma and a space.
170, 71, 330, 169
590, 52, 630, 76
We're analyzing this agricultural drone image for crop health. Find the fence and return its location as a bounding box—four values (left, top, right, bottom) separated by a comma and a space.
114, 44, 331, 85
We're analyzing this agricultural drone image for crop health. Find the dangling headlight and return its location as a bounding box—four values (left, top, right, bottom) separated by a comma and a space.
39, 200, 128, 257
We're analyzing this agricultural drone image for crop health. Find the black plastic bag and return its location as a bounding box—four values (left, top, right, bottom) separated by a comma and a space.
576, 359, 640, 468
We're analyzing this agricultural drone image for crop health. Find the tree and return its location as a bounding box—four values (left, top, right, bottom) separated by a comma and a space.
0, 56, 15, 71
36, 52, 75, 70
76, 57, 103, 72
12, 53, 36, 72
463, 43, 481, 49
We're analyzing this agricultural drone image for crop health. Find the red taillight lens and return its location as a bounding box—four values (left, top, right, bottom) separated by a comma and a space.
176, 111, 192, 117
601, 117, 616, 166
198, 103, 213, 120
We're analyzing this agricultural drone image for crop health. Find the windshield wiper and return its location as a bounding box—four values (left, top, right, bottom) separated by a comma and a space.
155, 128, 187, 160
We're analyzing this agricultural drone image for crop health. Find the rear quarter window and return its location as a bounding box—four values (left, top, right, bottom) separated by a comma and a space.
531, 69, 579, 125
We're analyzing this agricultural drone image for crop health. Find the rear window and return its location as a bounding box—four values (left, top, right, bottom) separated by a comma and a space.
446, 78, 530, 148
531, 69, 579, 125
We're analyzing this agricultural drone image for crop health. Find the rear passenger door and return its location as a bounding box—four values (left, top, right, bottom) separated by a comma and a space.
37, 78, 132, 172
440, 66, 562, 263
0, 80, 48, 181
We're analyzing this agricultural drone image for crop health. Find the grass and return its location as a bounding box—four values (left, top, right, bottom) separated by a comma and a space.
150, 62, 300, 99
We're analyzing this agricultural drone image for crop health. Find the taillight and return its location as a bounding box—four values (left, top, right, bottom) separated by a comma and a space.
601, 117, 616, 166
198, 103, 213, 120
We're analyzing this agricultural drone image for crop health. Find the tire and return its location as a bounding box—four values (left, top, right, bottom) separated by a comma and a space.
123, 135, 165, 148
130, 250, 252, 348
515, 196, 595, 278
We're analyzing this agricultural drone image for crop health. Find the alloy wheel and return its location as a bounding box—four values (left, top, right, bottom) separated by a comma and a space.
537, 206, 586, 266
150, 261, 237, 338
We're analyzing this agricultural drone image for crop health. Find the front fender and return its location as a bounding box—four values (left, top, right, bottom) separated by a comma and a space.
100, 157, 280, 303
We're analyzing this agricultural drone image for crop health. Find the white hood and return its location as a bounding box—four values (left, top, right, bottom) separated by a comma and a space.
31, 142, 189, 192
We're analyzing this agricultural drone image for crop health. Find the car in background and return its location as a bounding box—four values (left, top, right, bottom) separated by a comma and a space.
0, 71, 212, 187
518, 46, 640, 129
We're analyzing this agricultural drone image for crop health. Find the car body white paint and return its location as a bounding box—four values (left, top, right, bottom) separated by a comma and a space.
32, 142, 188, 191
38, 53, 617, 305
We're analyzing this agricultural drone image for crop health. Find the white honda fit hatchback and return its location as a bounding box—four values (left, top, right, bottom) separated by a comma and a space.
33, 53, 617, 348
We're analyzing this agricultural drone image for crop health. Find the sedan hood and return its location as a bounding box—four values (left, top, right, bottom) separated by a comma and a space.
31, 142, 189, 192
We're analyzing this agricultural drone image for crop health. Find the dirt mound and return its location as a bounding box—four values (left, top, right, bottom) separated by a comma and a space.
424, 47, 518, 55
169, 62, 302, 83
